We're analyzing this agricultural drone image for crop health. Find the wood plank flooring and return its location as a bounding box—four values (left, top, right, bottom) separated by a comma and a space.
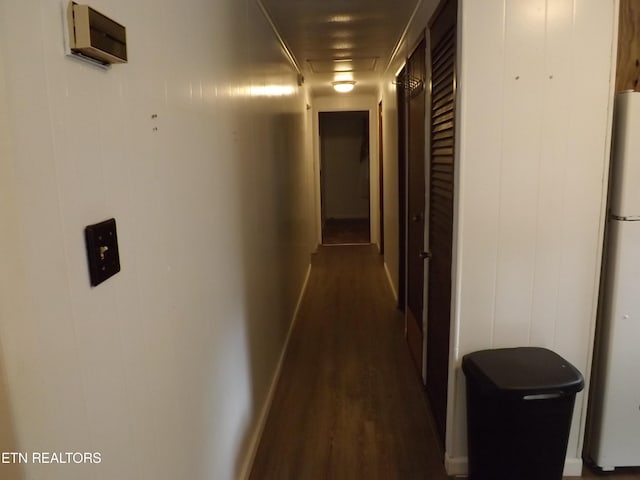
582, 465, 640, 479
249, 244, 640, 480
250, 245, 448, 479
322, 218, 371, 245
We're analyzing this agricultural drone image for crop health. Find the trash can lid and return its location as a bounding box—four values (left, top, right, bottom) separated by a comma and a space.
462, 347, 584, 395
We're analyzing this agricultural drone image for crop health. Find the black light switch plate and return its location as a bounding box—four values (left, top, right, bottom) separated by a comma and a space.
85, 218, 120, 287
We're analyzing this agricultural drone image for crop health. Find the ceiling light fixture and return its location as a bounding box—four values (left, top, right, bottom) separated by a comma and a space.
332, 80, 356, 93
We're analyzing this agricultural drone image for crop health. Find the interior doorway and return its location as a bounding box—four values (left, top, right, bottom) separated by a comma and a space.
319, 111, 371, 245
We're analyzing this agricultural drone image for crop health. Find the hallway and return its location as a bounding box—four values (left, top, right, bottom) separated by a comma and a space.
0, 1, 637, 479
249, 245, 640, 479
250, 245, 449, 479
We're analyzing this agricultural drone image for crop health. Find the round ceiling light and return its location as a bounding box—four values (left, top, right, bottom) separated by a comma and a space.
332, 80, 356, 93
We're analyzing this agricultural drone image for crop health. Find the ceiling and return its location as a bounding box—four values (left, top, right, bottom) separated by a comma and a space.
259, 0, 421, 96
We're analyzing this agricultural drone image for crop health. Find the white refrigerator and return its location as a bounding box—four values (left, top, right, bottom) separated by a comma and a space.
588, 91, 640, 471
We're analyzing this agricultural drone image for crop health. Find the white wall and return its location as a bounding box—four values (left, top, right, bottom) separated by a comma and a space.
0, 1, 315, 479
380, 0, 617, 476
313, 95, 379, 247
379, 89, 401, 299
449, 0, 617, 475
0, 18, 27, 480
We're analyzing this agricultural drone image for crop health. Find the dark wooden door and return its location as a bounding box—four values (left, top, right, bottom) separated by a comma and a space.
396, 68, 407, 311
378, 101, 384, 255
406, 37, 427, 377
426, 0, 457, 444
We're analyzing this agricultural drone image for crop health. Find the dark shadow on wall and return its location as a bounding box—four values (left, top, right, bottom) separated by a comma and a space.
232, 104, 313, 478
0, 343, 26, 480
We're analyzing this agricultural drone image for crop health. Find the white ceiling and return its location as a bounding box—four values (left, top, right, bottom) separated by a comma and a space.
259, 0, 421, 96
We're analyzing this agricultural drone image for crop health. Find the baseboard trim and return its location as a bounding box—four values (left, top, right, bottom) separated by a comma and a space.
383, 261, 398, 302
564, 457, 584, 476
237, 263, 313, 480
444, 454, 583, 477
444, 452, 468, 476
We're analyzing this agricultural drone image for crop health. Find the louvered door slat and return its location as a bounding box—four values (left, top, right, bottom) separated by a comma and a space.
431, 28, 455, 64
432, 122, 454, 134
432, 48, 455, 79
432, 67, 454, 95
433, 111, 454, 126
432, 130, 453, 142
432, 136, 453, 147
433, 102, 454, 118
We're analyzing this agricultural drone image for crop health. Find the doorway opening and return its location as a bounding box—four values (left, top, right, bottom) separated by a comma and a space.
319, 111, 371, 245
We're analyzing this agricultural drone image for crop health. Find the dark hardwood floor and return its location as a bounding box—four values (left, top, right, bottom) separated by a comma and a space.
582, 465, 640, 479
322, 218, 371, 245
249, 244, 640, 479
250, 245, 448, 479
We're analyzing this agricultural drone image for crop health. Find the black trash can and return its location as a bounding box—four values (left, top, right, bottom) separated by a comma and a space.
462, 347, 584, 480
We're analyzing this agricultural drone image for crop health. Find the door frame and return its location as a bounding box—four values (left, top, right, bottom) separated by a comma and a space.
311, 97, 381, 249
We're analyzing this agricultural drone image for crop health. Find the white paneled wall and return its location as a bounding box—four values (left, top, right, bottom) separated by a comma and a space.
449, 0, 617, 475
0, 1, 315, 479
379, 87, 401, 296
380, 0, 617, 476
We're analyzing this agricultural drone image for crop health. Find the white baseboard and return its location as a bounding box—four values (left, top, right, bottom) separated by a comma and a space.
383, 261, 398, 302
444, 452, 468, 476
564, 457, 584, 476
444, 453, 583, 477
237, 263, 313, 480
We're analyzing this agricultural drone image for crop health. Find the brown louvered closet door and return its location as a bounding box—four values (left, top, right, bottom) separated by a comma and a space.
405, 37, 427, 378
426, 0, 456, 445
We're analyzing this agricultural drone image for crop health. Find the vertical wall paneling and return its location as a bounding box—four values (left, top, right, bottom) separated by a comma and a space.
555, 0, 618, 457
447, 0, 617, 476
0, 15, 40, 480
528, 0, 573, 349
492, 0, 545, 348
451, 0, 504, 358
0, 0, 315, 479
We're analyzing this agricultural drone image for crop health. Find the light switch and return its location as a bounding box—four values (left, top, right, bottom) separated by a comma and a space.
85, 218, 120, 286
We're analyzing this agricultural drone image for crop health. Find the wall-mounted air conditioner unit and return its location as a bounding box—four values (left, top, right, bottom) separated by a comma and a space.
64, 1, 127, 67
